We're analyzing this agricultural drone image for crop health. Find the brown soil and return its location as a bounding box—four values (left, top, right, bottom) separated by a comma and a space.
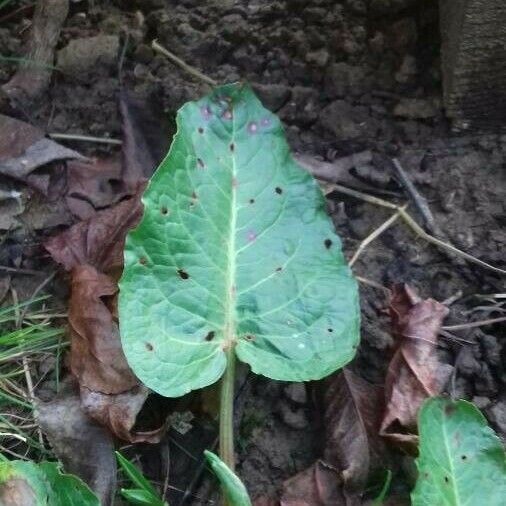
1, 0, 505, 504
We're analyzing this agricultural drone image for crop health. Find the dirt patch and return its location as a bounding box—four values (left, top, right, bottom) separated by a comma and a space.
1, 0, 505, 504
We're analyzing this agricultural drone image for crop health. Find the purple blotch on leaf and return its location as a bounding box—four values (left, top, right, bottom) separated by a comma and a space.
247, 230, 256, 242
247, 121, 258, 133
200, 104, 212, 120
260, 117, 271, 127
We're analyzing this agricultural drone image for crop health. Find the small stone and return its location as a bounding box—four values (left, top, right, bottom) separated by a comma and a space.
393, 98, 439, 119
252, 83, 291, 112
323, 62, 369, 98
57, 35, 119, 80
305, 48, 329, 67
320, 100, 377, 140
395, 55, 417, 84
278, 403, 308, 430
283, 383, 307, 405
488, 400, 506, 438
472, 396, 491, 410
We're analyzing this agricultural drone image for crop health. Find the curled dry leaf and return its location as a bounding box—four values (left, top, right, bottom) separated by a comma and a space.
280, 461, 358, 506
36, 381, 116, 506
380, 284, 452, 443
0, 114, 84, 183
323, 368, 385, 492
45, 193, 164, 442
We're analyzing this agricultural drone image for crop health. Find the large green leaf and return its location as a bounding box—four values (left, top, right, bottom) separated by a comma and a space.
0, 460, 99, 505
412, 397, 506, 506
119, 83, 359, 396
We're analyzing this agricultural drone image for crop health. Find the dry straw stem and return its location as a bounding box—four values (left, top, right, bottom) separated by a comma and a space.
327, 183, 506, 276
152, 39, 218, 87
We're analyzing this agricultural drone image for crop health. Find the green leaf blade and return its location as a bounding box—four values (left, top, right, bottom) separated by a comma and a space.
119, 83, 360, 396
204, 450, 251, 506
0, 460, 99, 506
412, 397, 506, 506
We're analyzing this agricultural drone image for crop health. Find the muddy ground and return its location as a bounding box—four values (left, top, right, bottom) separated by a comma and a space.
1, 0, 505, 504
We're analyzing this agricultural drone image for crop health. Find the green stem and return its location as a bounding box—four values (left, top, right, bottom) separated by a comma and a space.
219, 347, 236, 472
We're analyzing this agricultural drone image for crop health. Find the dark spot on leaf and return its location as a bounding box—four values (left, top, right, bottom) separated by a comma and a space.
177, 268, 189, 280
328, 328, 333, 332
275, 186, 283, 194
444, 476, 449, 484
192, 191, 197, 199
232, 177, 238, 188
138, 256, 146, 265
275, 267, 282, 272
198, 127, 204, 134
444, 404, 456, 416
229, 143, 235, 152
324, 239, 332, 249
423, 472, 429, 479
461, 455, 467, 461
160, 206, 169, 215
145, 342, 153, 351
352, 344, 358, 350
205, 331, 215, 341
249, 198, 255, 204
197, 158, 204, 168
245, 334, 256, 341
247, 121, 258, 133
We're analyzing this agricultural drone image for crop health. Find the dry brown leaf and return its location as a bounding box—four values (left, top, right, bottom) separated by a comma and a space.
0, 114, 84, 182
36, 381, 116, 505
323, 368, 385, 492
45, 193, 143, 277
68, 264, 137, 394
280, 461, 358, 506
65, 158, 124, 220
380, 284, 452, 443
44, 193, 164, 442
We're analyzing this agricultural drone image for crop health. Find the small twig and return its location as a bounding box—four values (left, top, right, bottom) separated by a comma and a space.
442, 291, 463, 306
349, 206, 405, 267
0, 265, 41, 276
391, 158, 439, 235
331, 183, 506, 275
439, 329, 476, 345
48, 133, 122, 145
19, 271, 56, 323
355, 276, 391, 294
151, 39, 217, 87
442, 316, 506, 331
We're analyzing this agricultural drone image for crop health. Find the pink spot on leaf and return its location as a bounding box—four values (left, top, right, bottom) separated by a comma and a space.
200, 105, 212, 120
246, 230, 256, 242
247, 121, 258, 133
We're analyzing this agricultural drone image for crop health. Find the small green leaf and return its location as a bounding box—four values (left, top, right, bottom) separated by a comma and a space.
204, 450, 251, 506
372, 469, 392, 506
40, 462, 100, 506
120, 488, 166, 506
119, 83, 359, 397
412, 397, 506, 506
116, 452, 159, 497
0, 460, 99, 505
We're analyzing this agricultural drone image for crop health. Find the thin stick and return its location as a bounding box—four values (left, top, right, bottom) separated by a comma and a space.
391, 158, 439, 234
356, 276, 391, 294
0, 265, 41, 275
48, 133, 122, 145
349, 206, 405, 267
152, 39, 217, 87
331, 183, 506, 275
442, 316, 506, 331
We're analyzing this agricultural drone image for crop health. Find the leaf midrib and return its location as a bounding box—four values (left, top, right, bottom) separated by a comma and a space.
223, 112, 237, 349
